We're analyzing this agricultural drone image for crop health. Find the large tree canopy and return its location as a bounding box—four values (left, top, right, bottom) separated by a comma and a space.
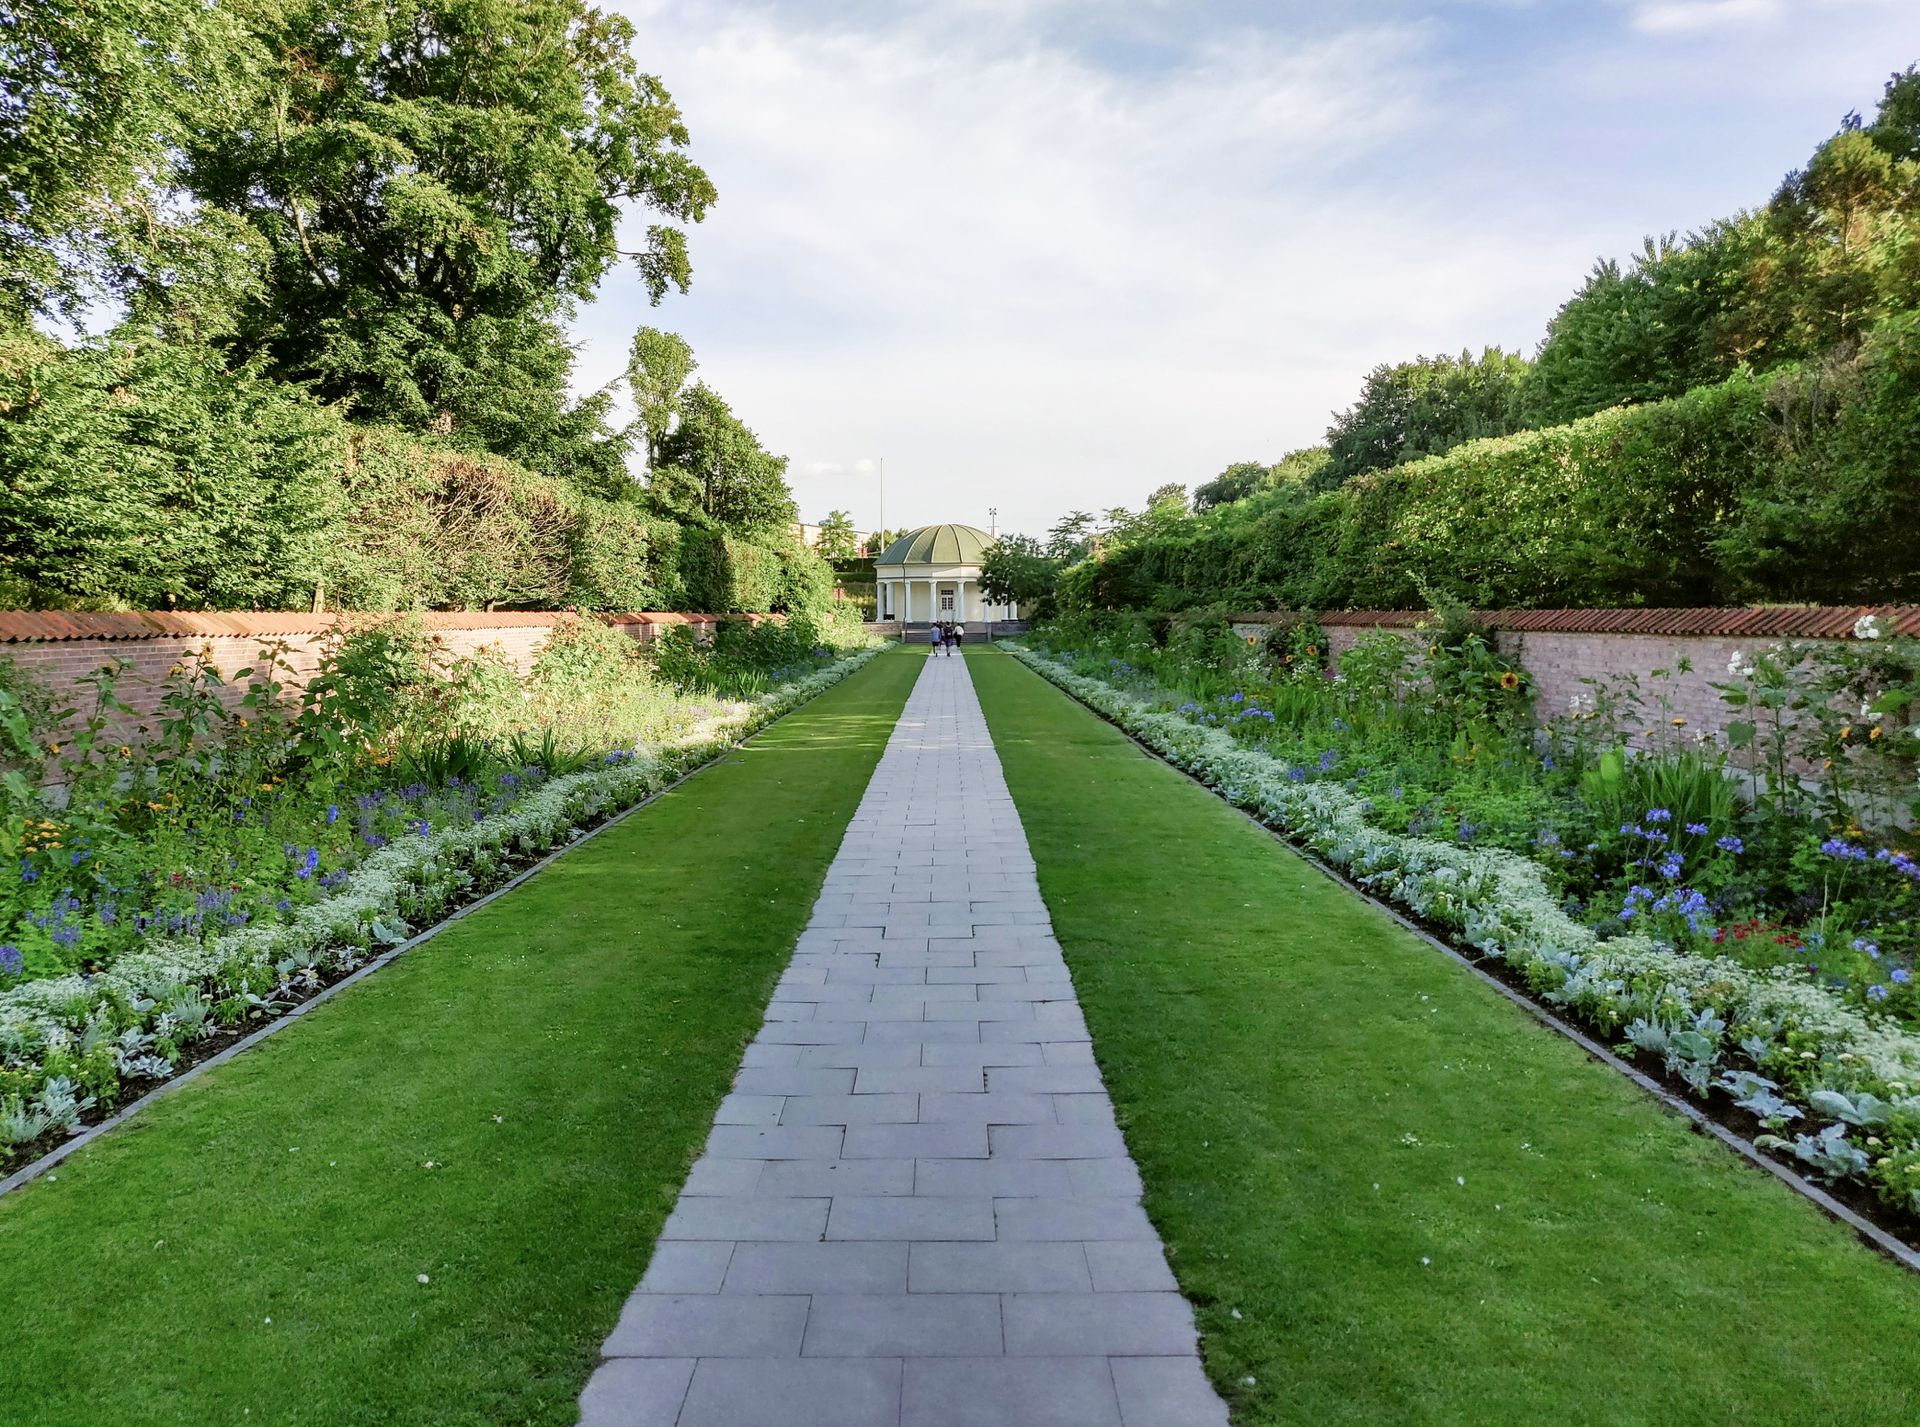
1322, 347, 1530, 485
651, 382, 797, 534
1529, 67, 1920, 424
186, 0, 716, 447
0, 0, 258, 322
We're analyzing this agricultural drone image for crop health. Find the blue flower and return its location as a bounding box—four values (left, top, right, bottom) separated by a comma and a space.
1821, 837, 1869, 862
0, 944, 20, 976
1853, 938, 1881, 960
1286, 767, 1306, 783
1644, 808, 1672, 823
1715, 835, 1744, 855
1868, 984, 1889, 1002
1894, 968, 1912, 985
326, 803, 340, 826
1684, 822, 1709, 836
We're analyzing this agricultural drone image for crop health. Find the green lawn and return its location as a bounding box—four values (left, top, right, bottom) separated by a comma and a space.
0, 647, 921, 1427
966, 646, 1920, 1427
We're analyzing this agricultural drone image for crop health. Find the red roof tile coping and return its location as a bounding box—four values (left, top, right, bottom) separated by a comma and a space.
0, 610, 759, 643
1229, 607, 1920, 639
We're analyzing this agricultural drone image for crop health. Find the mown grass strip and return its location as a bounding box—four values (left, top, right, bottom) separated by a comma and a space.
0, 646, 923, 1427
966, 646, 1920, 1427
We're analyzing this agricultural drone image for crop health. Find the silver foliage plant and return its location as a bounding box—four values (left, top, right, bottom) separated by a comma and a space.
0, 647, 883, 1149
1008, 644, 1920, 1209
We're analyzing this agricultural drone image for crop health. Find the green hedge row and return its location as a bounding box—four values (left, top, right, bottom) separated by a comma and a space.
0, 328, 828, 614
1070, 314, 1920, 611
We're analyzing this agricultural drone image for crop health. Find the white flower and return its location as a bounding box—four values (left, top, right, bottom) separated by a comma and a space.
1727, 653, 1751, 677
1853, 614, 1883, 641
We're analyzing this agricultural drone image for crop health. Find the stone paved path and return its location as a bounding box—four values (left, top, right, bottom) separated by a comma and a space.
579, 651, 1229, 1427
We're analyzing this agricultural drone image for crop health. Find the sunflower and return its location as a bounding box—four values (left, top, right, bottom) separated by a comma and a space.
1498, 671, 1521, 691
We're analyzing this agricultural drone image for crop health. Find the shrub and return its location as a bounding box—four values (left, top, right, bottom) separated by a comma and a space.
1080, 321, 1920, 612
0, 326, 346, 610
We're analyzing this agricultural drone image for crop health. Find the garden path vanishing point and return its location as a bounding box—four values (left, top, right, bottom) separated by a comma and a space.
579, 649, 1230, 1427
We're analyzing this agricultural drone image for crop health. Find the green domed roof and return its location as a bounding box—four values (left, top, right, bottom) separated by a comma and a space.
873, 523, 993, 567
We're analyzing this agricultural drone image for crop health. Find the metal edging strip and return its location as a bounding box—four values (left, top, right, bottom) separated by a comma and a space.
1000, 647, 1920, 1277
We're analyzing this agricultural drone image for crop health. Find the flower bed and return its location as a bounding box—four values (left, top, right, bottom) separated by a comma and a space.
1005, 638, 1920, 1232
0, 640, 880, 1160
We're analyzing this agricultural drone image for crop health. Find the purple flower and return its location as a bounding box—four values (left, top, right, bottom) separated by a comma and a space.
1657, 852, 1684, 879
296, 847, 320, 879
1684, 823, 1709, 836
1287, 767, 1306, 782
0, 944, 20, 976
1853, 938, 1880, 959
1715, 835, 1744, 855
1874, 848, 1920, 883
1317, 750, 1337, 771
1821, 837, 1869, 862
1868, 984, 1889, 1002
1645, 808, 1672, 823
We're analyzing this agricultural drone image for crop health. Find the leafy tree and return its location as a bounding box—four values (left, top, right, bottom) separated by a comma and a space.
1191, 450, 1330, 511
652, 383, 797, 534
1193, 461, 1270, 512
1323, 347, 1530, 484
1531, 70, 1920, 425
1526, 221, 1766, 424
1046, 511, 1098, 563
1869, 65, 1920, 162
1762, 115, 1920, 358
817, 510, 859, 559
0, 0, 258, 322
626, 326, 699, 469
979, 535, 1061, 616
186, 0, 716, 462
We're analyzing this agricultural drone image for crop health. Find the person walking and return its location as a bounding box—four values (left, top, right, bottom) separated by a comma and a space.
952, 620, 966, 652
928, 621, 944, 657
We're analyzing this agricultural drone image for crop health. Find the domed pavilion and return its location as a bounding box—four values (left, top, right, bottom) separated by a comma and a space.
872, 523, 1018, 627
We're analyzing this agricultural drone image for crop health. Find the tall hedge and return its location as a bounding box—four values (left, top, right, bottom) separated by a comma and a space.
0, 325, 836, 615
1075, 317, 1920, 612
0, 327, 347, 608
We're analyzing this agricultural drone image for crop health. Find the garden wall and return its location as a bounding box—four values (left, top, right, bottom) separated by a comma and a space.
1230, 607, 1920, 746
0, 610, 759, 746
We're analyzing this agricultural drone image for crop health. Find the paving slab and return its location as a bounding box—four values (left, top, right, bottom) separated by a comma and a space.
582, 651, 1225, 1424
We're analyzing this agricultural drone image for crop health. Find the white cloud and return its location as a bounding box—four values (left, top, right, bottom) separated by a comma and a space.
575, 2, 1911, 534
1631, 0, 1783, 35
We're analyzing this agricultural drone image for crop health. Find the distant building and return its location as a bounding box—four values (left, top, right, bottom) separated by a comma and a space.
791, 521, 875, 554
872, 524, 1018, 625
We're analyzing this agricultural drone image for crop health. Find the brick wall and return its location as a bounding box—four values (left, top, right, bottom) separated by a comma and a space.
0, 610, 751, 748
1229, 607, 1920, 750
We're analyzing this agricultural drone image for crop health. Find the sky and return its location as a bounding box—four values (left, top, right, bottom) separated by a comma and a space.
579, 0, 1920, 539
